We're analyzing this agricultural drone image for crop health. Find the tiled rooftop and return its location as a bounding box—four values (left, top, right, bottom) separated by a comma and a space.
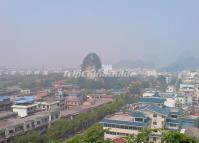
100, 119, 146, 127
146, 105, 170, 116
0, 96, 10, 102
138, 97, 166, 104
15, 96, 35, 104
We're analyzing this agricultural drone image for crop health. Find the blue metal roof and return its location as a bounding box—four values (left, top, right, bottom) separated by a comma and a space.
138, 97, 166, 104
0, 96, 9, 102
166, 107, 184, 116
180, 118, 196, 126
138, 105, 149, 110
166, 118, 181, 125
130, 112, 147, 118
146, 105, 170, 116
99, 119, 146, 127
166, 118, 196, 127
15, 96, 35, 104
180, 84, 194, 88
121, 110, 147, 118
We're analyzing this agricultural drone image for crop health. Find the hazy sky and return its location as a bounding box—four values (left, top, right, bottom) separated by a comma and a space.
0, 0, 199, 68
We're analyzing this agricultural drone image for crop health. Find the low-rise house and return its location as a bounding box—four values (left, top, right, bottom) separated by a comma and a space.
0, 110, 60, 143
87, 94, 115, 101
36, 96, 61, 111
12, 96, 37, 117
166, 86, 176, 93
137, 97, 166, 107
158, 92, 176, 108
175, 94, 193, 107
0, 96, 12, 111
65, 94, 84, 109
62, 84, 81, 94
99, 110, 151, 140
0, 111, 17, 120
142, 91, 156, 97
180, 84, 195, 93
37, 100, 60, 111
149, 131, 162, 143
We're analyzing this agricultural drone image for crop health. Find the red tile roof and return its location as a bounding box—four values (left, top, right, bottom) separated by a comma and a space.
112, 137, 127, 143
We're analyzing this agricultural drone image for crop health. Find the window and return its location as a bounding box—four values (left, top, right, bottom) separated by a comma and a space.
32, 122, 35, 127
171, 115, 177, 118
153, 114, 157, 118
153, 137, 157, 142
37, 121, 41, 125
9, 130, 14, 134
170, 123, 176, 127
153, 122, 157, 125
135, 118, 143, 122
56, 114, 59, 119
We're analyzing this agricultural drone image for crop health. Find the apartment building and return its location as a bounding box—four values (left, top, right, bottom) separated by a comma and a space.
100, 110, 151, 140
179, 84, 195, 93
0, 110, 60, 143
100, 94, 198, 143
141, 105, 170, 129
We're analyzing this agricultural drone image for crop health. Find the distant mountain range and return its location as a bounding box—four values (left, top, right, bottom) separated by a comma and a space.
114, 56, 199, 72
166, 56, 199, 72
114, 60, 156, 69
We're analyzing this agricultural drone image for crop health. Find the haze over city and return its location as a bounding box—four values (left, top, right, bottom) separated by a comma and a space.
1, 1, 199, 143
0, 0, 199, 68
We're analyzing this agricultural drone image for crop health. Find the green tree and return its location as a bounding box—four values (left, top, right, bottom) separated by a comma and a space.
129, 82, 143, 95
16, 131, 46, 143
162, 131, 197, 143
157, 75, 167, 91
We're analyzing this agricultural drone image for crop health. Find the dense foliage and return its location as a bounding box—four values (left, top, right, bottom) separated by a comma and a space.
0, 73, 63, 90
129, 81, 150, 95
162, 131, 198, 143
66, 126, 199, 143
66, 124, 111, 143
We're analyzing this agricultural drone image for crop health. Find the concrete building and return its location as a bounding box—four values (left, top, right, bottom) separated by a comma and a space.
137, 97, 166, 107
0, 96, 12, 111
142, 91, 156, 97
12, 96, 37, 117
149, 131, 162, 143
65, 94, 84, 109
180, 84, 195, 93
0, 110, 60, 143
175, 94, 193, 107
166, 86, 176, 93
141, 105, 170, 129
36, 100, 60, 111
100, 110, 151, 141
157, 92, 176, 108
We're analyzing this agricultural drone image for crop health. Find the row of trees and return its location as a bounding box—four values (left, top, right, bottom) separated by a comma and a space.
16, 94, 137, 143
66, 124, 199, 143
